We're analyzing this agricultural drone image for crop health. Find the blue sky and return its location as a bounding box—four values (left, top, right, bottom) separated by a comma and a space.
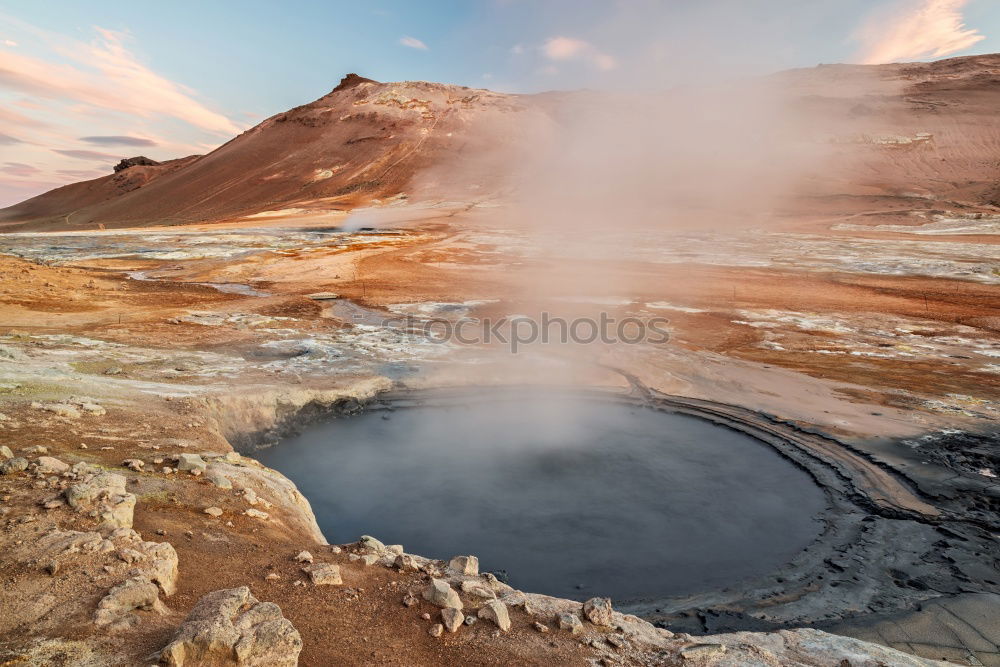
1, 0, 997, 205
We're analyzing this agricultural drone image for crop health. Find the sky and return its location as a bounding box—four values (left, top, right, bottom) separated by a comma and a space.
1, 0, 998, 206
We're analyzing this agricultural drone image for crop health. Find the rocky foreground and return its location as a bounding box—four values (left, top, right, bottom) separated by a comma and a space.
0, 403, 943, 666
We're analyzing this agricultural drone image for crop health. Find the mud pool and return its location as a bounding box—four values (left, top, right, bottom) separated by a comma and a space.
255, 393, 828, 602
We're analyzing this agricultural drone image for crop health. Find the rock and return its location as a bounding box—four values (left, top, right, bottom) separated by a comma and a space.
583, 597, 613, 627
447, 555, 479, 576
175, 453, 207, 473
0, 457, 29, 474
402, 592, 419, 607
204, 507, 224, 517
478, 600, 511, 632
36, 456, 70, 474
122, 458, 144, 471
305, 292, 340, 300
0, 445, 13, 459
464, 616, 477, 626
65, 472, 135, 532
428, 623, 444, 638
24, 445, 48, 455
680, 644, 726, 660
359, 535, 385, 553
159, 586, 301, 667
394, 554, 417, 571
206, 470, 232, 489
302, 563, 342, 585
360, 554, 378, 566
558, 613, 583, 635
94, 576, 168, 629
533, 621, 550, 633
386, 544, 404, 555
265, 573, 280, 581
441, 607, 464, 633
113, 155, 160, 172
423, 579, 462, 610
244, 509, 269, 521
294, 551, 313, 563
223, 452, 241, 464
460, 580, 495, 599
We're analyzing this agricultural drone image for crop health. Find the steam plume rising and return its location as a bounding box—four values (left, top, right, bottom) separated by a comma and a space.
856, 0, 984, 64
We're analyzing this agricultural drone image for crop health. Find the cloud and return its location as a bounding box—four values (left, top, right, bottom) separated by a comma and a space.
542, 36, 616, 71
399, 36, 429, 51
0, 26, 242, 135
1, 162, 40, 177
3, 39, 15, 47
0, 132, 21, 144
53, 148, 119, 160
80, 135, 157, 147
856, 0, 985, 64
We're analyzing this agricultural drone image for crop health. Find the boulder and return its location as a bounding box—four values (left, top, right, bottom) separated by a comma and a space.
65, 471, 136, 532
478, 600, 511, 632
294, 551, 313, 563
583, 597, 613, 627
359, 535, 385, 553
302, 563, 341, 585
36, 456, 70, 474
423, 579, 463, 610
159, 586, 301, 666
441, 607, 464, 633
0, 457, 28, 474
558, 613, 583, 634
94, 576, 168, 630
447, 555, 479, 576
175, 454, 207, 473
0, 445, 13, 459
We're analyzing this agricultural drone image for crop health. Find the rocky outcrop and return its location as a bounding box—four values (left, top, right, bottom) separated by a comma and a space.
94, 576, 168, 631
159, 587, 301, 666
113, 156, 160, 173
64, 470, 136, 532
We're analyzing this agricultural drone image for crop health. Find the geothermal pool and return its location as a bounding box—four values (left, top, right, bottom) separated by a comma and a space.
255, 393, 827, 602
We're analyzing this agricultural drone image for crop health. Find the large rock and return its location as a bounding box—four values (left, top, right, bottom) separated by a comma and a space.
447, 555, 479, 576
423, 579, 463, 610
441, 607, 464, 633
478, 600, 511, 632
36, 456, 70, 474
583, 597, 613, 627
94, 576, 168, 631
175, 453, 207, 473
0, 457, 28, 474
302, 563, 341, 586
160, 587, 301, 666
65, 471, 135, 532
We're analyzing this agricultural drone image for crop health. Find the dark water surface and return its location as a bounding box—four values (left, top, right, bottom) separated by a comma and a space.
254, 394, 827, 602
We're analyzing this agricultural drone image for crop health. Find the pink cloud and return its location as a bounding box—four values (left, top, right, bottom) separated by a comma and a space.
0, 27, 242, 135
856, 0, 985, 64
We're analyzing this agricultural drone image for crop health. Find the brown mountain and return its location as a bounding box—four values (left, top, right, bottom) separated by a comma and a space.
4, 56, 1000, 232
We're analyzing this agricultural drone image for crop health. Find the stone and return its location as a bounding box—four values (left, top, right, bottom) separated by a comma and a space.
402, 592, 419, 607
265, 573, 281, 581
447, 555, 479, 576
175, 453, 206, 473
460, 580, 495, 599
680, 644, 727, 660
359, 535, 385, 553
36, 456, 70, 474
0, 457, 29, 474
24, 445, 48, 455
386, 544, 404, 555
534, 621, 550, 633
204, 507, 224, 517
464, 616, 477, 626
558, 613, 584, 635
206, 470, 232, 489
65, 472, 135, 532
478, 600, 511, 632
583, 597, 614, 627
0, 445, 13, 459
423, 579, 462, 610
428, 623, 444, 638
94, 576, 167, 629
394, 554, 417, 571
122, 459, 144, 471
303, 563, 342, 585
294, 551, 313, 563
441, 607, 464, 633
244, 509, 269, 521
159, 586, 301, 667
360, 554, 378, 566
